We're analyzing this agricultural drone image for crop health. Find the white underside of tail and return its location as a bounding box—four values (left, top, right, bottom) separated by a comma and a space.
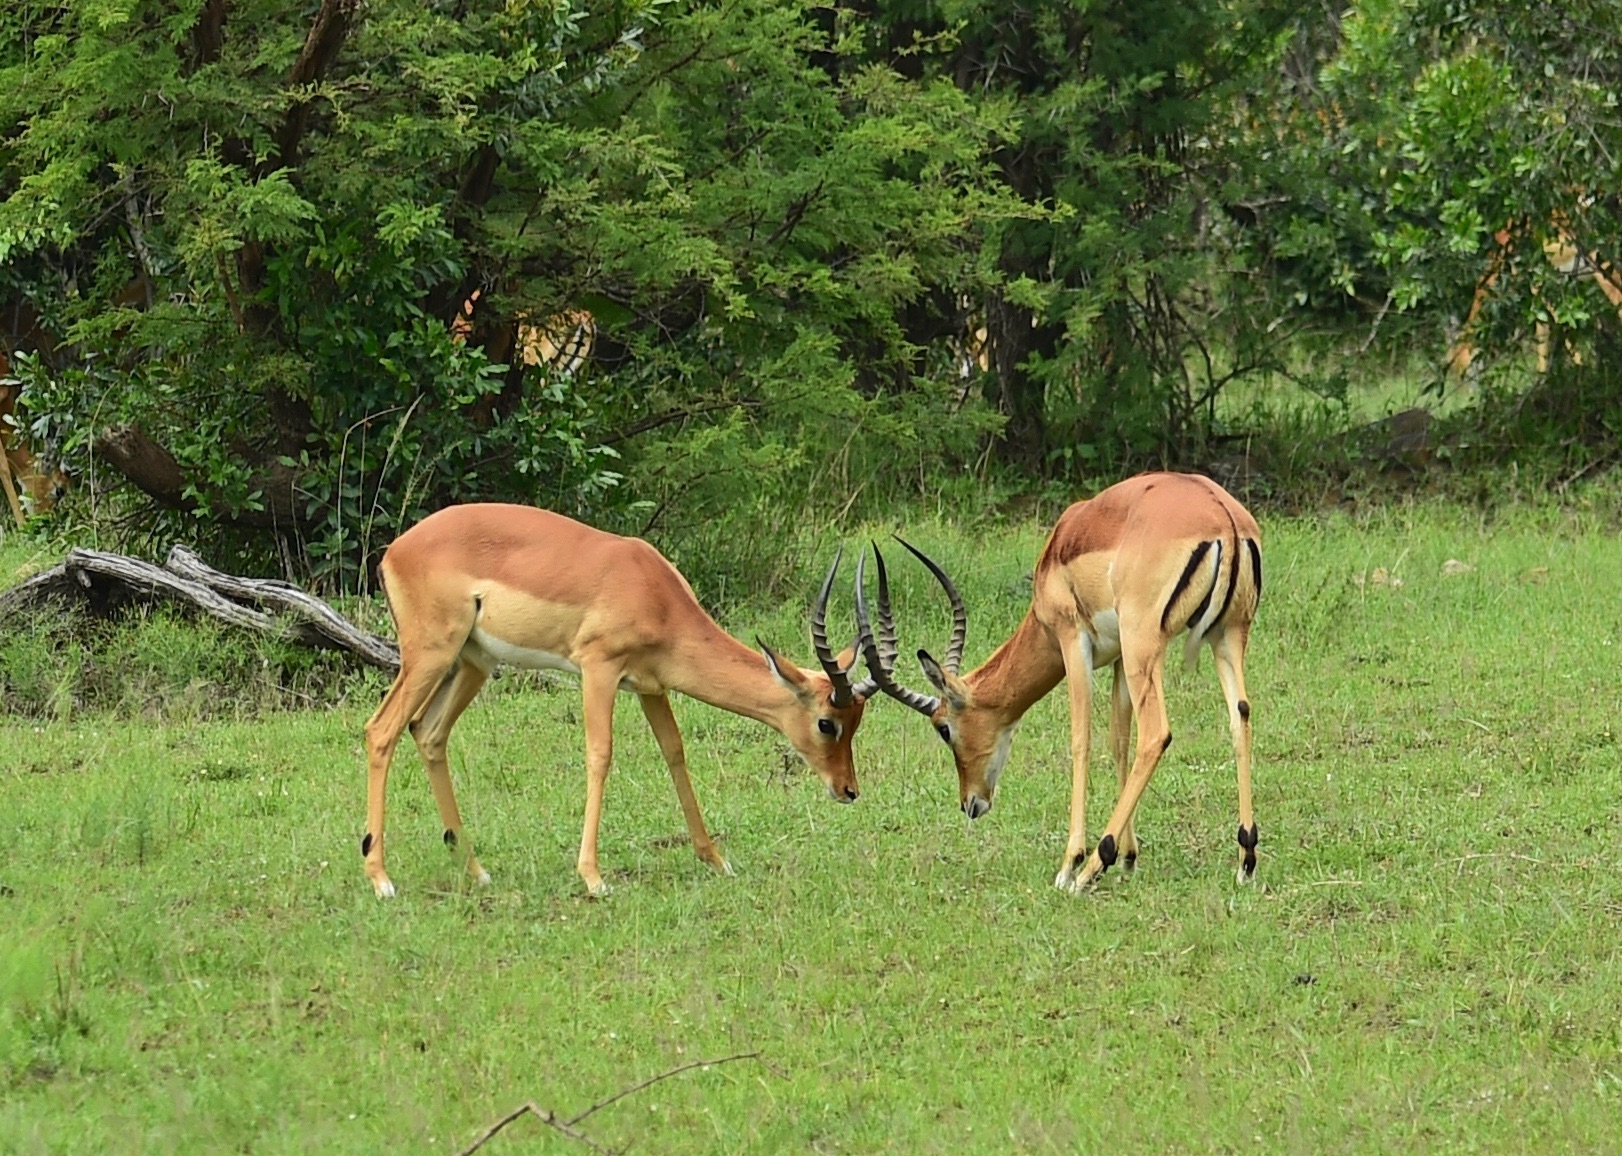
1183, 539, 1227, 672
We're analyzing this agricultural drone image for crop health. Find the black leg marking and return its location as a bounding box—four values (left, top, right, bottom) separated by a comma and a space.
1123, 849, 1138, 871
1160, 732, 1173, 753
1246, 538, 1263, 601
361, 833, 373, 857
444, 829, 457, 848
1236, 823, 1258, 874
1237, 699, 1250, 721
1097, 834, 1118, 869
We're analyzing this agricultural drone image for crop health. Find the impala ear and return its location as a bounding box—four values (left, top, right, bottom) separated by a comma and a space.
759, 638, 815, 702
917, 648, 968, 710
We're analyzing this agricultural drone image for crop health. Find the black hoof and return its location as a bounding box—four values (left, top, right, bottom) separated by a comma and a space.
1236, 823, 1258, 875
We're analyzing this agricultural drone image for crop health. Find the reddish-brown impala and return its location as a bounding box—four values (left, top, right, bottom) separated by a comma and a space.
858, 472, 1262, 890
362, 504, 874, 898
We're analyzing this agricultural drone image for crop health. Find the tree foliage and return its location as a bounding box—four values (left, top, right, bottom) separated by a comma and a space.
5, 0, 1619, 580
1238, 1, 1622, 430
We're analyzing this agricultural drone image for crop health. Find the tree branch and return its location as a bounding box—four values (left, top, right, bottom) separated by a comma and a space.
600, 398, 765, 446
189, 0, 229, 72
272, 0, 363, 168
93, 424, 314, 531
456, 1052, 765, 1156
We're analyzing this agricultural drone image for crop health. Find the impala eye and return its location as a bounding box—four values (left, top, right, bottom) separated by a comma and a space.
936, 724, 952, 744
817, 718, 838, 737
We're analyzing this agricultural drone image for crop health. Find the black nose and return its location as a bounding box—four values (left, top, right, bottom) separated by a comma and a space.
842, 786, 858, 802
962, 796, 991, 820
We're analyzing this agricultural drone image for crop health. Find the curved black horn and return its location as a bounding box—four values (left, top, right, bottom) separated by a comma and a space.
893, 536, 968, 673
850, 548, 879, 701
810, 547, 855, 707
854, 546, 941, 716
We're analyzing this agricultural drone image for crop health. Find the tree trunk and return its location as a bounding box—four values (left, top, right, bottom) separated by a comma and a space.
984, 286, 1061, 472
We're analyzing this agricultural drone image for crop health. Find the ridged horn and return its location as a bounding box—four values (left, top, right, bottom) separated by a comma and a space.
854, 545, 940, 717
810, 547, 855, 707
893, 536, 968, 674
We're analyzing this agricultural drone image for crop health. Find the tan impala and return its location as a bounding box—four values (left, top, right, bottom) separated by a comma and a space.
858, 472, 1262, 891
363, 504, 874, 898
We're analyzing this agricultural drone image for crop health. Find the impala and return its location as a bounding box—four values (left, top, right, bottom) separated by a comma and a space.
857, 472, 1262, 891
363, 504, 874, 898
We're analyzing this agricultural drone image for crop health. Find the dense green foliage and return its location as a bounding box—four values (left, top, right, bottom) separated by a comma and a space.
3, 1, 1622, 579
5, 507, 1622, 1150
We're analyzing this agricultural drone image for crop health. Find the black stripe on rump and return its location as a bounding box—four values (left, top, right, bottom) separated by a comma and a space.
1160, 540, 1212, 633
1246, 538, 1263, 602
1185, 540, 1222, 631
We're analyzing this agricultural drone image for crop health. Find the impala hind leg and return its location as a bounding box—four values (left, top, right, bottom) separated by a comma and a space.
1212, 626, 1258, 883
410, 659, 492, 886
1053, 626, 1096, 891
1109, 659, 1140, 869
1069, 632, 1170, 892
576, 663, 622, 897
640, 693, 732, 878
363, 651, 461, 898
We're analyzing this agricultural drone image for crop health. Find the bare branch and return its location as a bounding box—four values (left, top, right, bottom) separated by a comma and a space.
601, 398, 765, 446
566, 1051, 762, 1127
457, 1102, 617, 1156
456, 1052, 767, 1156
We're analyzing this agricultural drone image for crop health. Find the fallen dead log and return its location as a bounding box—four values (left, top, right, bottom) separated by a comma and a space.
0, 547, 400, 672
164, 546, 400, 670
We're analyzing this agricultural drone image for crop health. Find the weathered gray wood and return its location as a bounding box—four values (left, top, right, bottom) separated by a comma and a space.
0, 546, 402, 674
163, 545, 400, 671
0, 561, 75, 619
65, 548, 278, 631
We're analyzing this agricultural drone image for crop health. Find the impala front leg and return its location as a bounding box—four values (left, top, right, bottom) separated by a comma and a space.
1109, 659, 1139, 868
640, 693, 733, 877
1070, 636, 1169, 892
577, 664, 621, 897
1053, 625, 1095, 891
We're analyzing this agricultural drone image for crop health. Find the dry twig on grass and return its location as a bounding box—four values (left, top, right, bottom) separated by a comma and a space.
456, 1051, 765, 1155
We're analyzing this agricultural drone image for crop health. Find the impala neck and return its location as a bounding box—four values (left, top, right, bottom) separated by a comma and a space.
669, 619, 802, 730
965, 610, 1065, 723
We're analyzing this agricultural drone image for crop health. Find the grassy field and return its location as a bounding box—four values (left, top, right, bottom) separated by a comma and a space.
3, 498, 1622, 1153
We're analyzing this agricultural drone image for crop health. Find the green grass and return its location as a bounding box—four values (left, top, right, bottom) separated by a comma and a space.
4, 502, 1622, 1153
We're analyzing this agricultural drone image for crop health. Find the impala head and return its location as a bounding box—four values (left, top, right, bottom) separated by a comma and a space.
758, 548, 875, 803
854, 539, 1006, 819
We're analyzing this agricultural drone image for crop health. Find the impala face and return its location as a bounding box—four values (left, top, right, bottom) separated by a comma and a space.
931, 704, 1015, 819
760, 640, 869, 802
916, 654, 1012, 819
792, 690, 867, 802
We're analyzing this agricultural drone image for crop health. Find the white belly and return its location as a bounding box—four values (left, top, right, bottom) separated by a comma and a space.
465, 627, 581, 674
463, 627, 649, 693
1087, 609, 1122, 668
